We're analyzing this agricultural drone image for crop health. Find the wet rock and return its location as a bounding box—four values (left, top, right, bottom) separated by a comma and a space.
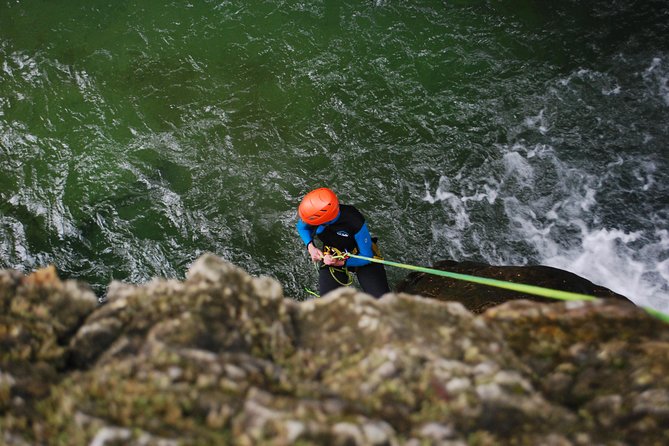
395, 260, 633, 313
1, 255, 668, 445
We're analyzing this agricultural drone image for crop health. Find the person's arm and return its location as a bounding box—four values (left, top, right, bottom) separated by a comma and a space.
344, 223, 373, 267
296, 219, 314, 246
297, 220, 323, 262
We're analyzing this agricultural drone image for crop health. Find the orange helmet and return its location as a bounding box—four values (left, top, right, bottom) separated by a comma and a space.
298, 188, 340, 225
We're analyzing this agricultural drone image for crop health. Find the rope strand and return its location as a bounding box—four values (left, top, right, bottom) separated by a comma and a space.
334, 253, 669, 324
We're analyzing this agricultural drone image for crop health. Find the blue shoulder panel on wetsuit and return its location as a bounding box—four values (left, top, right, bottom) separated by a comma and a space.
345, 223, 373, 268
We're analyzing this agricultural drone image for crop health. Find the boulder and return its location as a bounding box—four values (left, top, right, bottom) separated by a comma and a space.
395, 260, 633, 313
1, 254, 667, 445
0, 266, 97, 438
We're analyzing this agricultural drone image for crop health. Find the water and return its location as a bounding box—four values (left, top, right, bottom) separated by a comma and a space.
1, 1, 668, 311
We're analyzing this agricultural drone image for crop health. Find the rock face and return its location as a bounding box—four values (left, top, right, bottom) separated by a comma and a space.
1, 254, 668, 445
395, 260, 633, 313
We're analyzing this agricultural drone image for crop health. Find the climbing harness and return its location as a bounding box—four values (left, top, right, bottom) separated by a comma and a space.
322, 246, 353, 286
303, 247, 352, 298
331, 253, 669, 324
304, 242, 386, 298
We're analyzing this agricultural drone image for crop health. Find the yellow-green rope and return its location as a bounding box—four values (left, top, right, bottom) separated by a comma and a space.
338, 253, 669, 324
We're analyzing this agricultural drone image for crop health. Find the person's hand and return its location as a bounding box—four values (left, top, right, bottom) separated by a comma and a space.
307, 243, 323, 262
323, 254, 345, 267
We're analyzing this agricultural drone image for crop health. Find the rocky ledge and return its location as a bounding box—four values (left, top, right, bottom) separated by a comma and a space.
395, 260, 633, 313
1, 254, 668, 445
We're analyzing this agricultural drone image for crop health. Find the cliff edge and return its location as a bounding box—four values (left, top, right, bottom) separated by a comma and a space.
1, 255, 668, 445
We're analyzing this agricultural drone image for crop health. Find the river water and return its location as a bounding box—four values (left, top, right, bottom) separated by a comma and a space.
1, 0, 668, 311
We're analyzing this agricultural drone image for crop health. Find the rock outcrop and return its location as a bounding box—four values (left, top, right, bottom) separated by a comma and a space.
1, 254, 668, 445
395, 260, 633, 313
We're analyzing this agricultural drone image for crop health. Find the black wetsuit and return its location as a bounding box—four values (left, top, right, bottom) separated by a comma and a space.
297, 204, 390, 298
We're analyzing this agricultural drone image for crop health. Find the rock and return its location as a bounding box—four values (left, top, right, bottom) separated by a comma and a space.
0, 266, 97, 442
395, 260, 633, 313
484, 299, 669, 445
68, 254, 294, 368
1, 255, 668, 445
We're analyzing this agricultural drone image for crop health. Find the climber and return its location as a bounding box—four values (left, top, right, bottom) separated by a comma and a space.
296, 187, 390, 298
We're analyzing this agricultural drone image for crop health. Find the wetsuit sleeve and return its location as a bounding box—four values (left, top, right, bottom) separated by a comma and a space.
345, 222, 373, 267
296, 220, 315, 247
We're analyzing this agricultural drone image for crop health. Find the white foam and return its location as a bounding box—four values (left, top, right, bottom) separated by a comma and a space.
424, 142, 669, 313
643, 57, 669, 106
506, 202, 669, 311
658, 258, 669, 284
523, 109, 549, 135
543, 228, 646, 298
602, 85, 621, 96
502, 152, 534, 187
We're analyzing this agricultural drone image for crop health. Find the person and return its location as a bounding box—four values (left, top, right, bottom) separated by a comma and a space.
296, 187, 390, 298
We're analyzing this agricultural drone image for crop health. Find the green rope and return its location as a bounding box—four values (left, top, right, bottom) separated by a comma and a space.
328, 266, 353, 286
642, 306, 669, 324
338, 253, 669, 324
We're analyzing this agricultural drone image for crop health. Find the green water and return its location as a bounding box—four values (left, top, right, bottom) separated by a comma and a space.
1, 1, 668, 309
